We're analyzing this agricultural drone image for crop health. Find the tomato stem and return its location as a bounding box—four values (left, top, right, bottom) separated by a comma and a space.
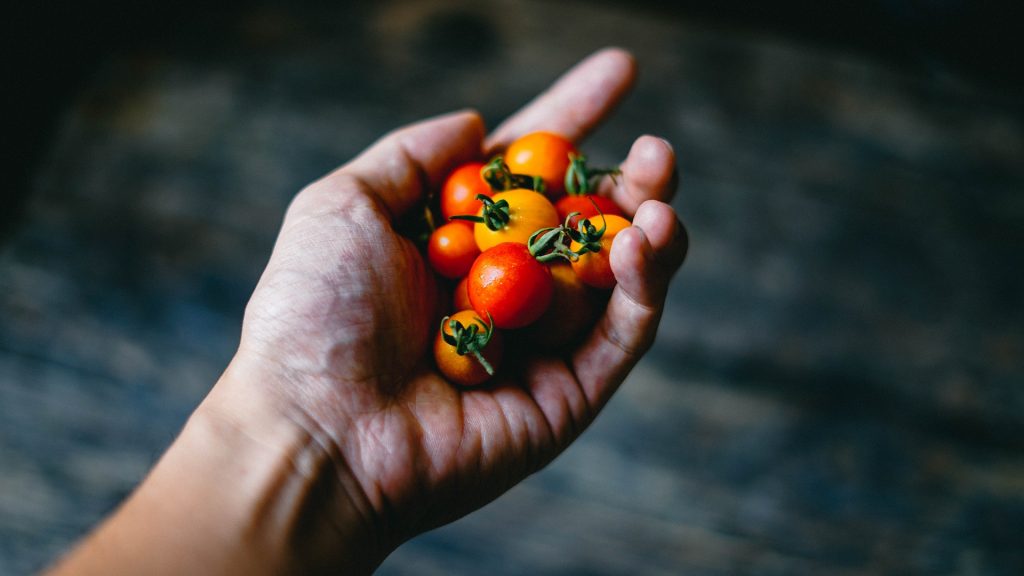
482, 156, 546, 193
450, 194, 511, 231
527, 202, 610, 263
564, 153, 621, 196
439, 313, 497, 376
470, 350, 494, 376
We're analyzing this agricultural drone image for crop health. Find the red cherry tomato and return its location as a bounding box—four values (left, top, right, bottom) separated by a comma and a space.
441, 162, 494, 221
570, 214, 632, 289
505, 132, 577, 197
472, 189, 559, 252
434, 310, 503, 387
428, 222, 480, 279
522, 262, 596, 349
555, 194, 625, 227
453, 276, 472, 311
468, 242, 553, 329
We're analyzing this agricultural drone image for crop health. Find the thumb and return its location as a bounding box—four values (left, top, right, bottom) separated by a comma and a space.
338, 110, 485, 220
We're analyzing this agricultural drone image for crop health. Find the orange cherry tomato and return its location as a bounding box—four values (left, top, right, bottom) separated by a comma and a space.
505, 132, 577, 197
570, 214, 632, 289
468, 242, 553, 329
441, 162, 494, 221
434, 310, 503, 387
428, 222, 480, 279
523, 262, 597, 349
473, 189, 559, 252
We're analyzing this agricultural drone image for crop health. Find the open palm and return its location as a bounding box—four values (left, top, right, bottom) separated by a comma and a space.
226, 48, 687, 555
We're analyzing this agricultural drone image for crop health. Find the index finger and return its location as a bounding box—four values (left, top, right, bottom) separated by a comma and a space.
484, 47, 637, 152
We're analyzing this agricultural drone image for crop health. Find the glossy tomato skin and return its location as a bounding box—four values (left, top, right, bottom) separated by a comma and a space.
442, 162, 494, 221
434, 310, 503, 387
468, 242, 554, 329
473, 189, 559, 252
505, 132, 577, 197
523, 262, 596, 349
570, 214, 632, 289
428, 221, 480, 279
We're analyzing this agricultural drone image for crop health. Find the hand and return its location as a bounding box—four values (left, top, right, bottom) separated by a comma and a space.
47, 48, 688, 576
227, 47, 686, 569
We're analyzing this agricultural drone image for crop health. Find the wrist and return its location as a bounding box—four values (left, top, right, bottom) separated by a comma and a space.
50, 355, 390, 576
195, 355, 391, 574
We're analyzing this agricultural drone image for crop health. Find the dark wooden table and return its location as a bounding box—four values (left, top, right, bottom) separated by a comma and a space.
2, 1, 1022, 574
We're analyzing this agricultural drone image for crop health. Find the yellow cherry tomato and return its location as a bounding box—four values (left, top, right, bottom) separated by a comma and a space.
473, 189, 559, 252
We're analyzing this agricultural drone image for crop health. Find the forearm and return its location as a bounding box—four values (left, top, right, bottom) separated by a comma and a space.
47, 360, 385, 575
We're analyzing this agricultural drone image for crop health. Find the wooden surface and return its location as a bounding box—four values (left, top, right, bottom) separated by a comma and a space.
2, 1, 1023, 574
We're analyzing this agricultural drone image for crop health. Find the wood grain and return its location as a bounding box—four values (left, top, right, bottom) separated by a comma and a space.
2, 1, 1022, 574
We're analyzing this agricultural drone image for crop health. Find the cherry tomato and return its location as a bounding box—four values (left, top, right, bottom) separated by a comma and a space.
570, 214, 632, 289
555, 194, 625, 227
441, 162, 494, 222
522, 262, 596, 349
428, 221, 480, 279
505, 132, 577, 197
434, 310, 503, 387
453, 276, 472, 311
468, 242, 553, 329
473, 189, 559, 252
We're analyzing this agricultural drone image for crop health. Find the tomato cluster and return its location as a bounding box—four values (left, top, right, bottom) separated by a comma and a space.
425, 131, 629, 387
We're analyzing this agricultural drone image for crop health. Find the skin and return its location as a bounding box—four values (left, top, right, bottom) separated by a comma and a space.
46, 47, 688, 575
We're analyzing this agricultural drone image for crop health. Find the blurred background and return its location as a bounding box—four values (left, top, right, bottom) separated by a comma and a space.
3, 0, 1023, 573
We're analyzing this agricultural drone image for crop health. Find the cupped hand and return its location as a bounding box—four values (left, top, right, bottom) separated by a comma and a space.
212, 48, 688, 570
